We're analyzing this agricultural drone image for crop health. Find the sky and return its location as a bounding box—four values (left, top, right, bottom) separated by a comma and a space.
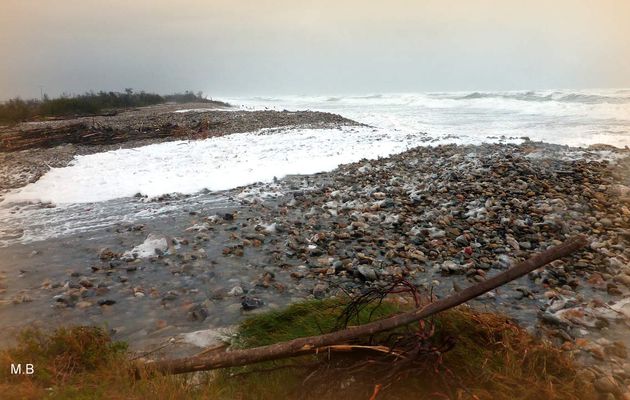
1, 0, 629, 99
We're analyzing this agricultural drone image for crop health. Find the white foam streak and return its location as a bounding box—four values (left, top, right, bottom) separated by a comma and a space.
228, 89, 630, 148
3, 126, 495, 205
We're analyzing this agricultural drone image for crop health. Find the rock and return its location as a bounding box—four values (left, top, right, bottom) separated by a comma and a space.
357, 265, 378, 281
79, 278, 93, 288
162, 291, 179, 301
610, 298, 630, 319
455, 235, 469, 246
614, 274, 630, 288
539, 312, 568, 327
553, 307, 605, 328
210, 288, 227, 300
121, 233, 170, 261
241, 296, 264, 311
594, 375, 620, 395
228, 286, 244, 296
576, 369, 596, 383
586, 343, 606, 360
313, 283, 328, 299
187, 304, 209, 321
505, 236, 520, 250
11, 293, 32, 304
99, 248, 117, 260
357, 164, 372, 173
54, 292, 79, 306
427, 228, 446, 239
308, 246, 324, 256
257, 272, 275, 288
604, 341, 628, 359
76, 301, 92, 309
260, 223, 277, 233
607, 283, 623, 296
609, 184, 630, 199
97, 299, 116, 306
440, 261, 464, 274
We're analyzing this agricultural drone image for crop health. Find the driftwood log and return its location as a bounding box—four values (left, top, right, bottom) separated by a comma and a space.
0, 122, 189, 152
145, 235, 588, 375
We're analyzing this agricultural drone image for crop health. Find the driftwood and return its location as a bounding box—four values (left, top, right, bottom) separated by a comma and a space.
0, 110, 356, 153
0, 122, 191, 152
145, 235, 588, 375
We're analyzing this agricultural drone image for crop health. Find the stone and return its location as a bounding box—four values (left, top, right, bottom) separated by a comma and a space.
357, 265, 378, 281
162, 291, 179, 301
313, 283, 328, 299
228, 286, 244, 296
187, 304, 209, 321
440, 261, 463, 274
122, 233, 170, 260
594, 375, 620, 395
79, 278, 93, 288
99, 248, 117, 260
241, 296, 264, 310
455, 235, 469, 246
76, 301, 92, 309
614, 274, 630, 288
605, 341, 628, 359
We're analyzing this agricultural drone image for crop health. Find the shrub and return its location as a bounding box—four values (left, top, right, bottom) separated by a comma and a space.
0, 89, 225, 124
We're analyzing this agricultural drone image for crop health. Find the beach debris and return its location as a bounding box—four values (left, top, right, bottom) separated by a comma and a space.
121, 233, 170, 261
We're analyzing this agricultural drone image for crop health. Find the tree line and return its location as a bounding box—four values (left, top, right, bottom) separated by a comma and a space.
0, 89, 221, 124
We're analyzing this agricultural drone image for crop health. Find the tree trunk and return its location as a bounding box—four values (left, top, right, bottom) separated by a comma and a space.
144, 235, 588, 375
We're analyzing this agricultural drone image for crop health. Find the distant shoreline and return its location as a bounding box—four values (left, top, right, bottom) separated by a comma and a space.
0, 103, 358, 195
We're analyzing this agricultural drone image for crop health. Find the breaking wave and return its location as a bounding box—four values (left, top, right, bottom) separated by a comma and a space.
458, 90, 630, 104
227, 88, 630, 148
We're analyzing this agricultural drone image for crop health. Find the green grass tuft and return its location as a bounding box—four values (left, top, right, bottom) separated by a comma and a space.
235, 298, 403, 348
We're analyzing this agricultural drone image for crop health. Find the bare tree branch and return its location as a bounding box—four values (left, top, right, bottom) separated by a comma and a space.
143, 235, 588, 376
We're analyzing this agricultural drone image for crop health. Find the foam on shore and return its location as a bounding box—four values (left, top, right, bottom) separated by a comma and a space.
2, 126, 517, 205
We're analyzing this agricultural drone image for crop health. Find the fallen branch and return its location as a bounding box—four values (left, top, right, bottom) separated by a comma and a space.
144, 235, 588, 375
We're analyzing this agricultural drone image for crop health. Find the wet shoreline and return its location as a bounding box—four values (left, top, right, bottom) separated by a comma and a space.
0, 142, 628, 377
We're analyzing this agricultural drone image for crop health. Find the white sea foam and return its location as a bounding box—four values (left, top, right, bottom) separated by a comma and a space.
227, 89, 630, 148
1, 89, 628, 245
173, 108, 235, 113
3, 125, 511, 205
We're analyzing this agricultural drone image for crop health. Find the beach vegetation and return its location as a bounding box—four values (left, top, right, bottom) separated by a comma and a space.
0, 300, 596, 400
0, 90, 227, 124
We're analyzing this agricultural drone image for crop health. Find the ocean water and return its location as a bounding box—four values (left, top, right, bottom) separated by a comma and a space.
227, 88, 630, 148
1, 88, 629, 245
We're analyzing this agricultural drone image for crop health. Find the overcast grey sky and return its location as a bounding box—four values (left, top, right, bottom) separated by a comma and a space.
1, 0, 629, 99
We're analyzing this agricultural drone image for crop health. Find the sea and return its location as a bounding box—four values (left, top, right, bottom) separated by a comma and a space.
227, 88, 630, 148
1, 88, 629, 245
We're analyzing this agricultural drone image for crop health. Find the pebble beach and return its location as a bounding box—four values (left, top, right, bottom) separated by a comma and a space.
0, 103, 629, 397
